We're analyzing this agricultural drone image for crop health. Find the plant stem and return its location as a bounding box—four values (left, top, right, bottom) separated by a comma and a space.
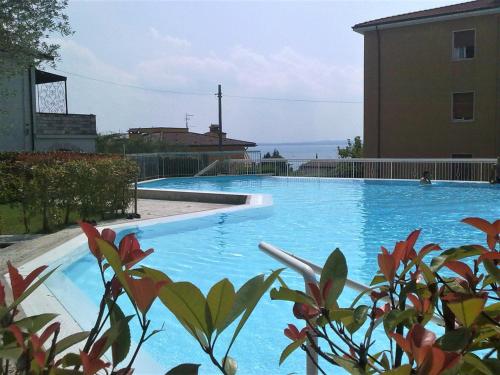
125, 319, 151, 372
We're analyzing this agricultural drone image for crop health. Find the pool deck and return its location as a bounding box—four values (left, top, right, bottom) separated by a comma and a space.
0, 198, 229, 275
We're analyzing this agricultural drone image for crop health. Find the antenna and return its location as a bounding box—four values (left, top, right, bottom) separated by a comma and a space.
185, 113, 193, 129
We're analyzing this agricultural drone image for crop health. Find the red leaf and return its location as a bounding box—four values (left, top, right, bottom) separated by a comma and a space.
378, 253, 396, 282
125, 275, 158, 313
39, 322, 60, 346
478, 251, 500, 263
7, 262, 48, 300
307, 282, 322, 306
79, 221, 102, 259
101, 228, 116, 244
462, 217, 496, 236
9, 324, 25, 349
406, 229, 421, 250
284, 324, 300, 341
80, 351, 110, 375
443, 261, 474, 280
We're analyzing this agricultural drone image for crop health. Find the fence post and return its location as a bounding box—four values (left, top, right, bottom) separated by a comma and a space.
134, 177, 138, 216
352, 161, 354, 178
434, 162, 437, 180
390, 162, 393, 179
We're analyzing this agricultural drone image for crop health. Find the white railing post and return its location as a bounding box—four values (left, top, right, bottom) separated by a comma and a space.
258, 242, 318, 375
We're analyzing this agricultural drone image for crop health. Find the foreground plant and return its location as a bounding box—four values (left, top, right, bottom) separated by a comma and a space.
0, 221, 280, 374
273, 217, 500, 374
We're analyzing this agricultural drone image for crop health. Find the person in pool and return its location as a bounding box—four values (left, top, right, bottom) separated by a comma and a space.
489, 159, 500, 184
420, 171, 432, 185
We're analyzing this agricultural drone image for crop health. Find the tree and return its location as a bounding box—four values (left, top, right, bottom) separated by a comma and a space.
0, 0, 72, 77
263, 149, 283, 159
337, 136, 363, 158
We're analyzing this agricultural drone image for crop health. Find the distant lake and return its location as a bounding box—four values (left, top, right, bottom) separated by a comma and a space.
255, 141, 346, 160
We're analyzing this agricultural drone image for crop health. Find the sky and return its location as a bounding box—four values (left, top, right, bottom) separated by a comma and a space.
47, 0, 465, 143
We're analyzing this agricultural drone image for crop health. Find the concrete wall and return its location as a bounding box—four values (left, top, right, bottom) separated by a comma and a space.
36, 113, 96, 135
363, 14, 500, 158
0, 66, 35, 151
34, 113, 96, 152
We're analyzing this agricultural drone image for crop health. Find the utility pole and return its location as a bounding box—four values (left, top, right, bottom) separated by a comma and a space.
217, 84, 223, 152
185, 113, 193, 129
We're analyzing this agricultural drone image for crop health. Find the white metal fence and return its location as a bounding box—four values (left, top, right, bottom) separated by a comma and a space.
253, 158, 497, 182
129, 153, 497, 182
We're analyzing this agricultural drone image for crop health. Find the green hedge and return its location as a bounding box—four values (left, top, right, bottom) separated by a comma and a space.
0, 152, 138, 233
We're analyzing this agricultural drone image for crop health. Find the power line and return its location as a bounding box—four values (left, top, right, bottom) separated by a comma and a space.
53, 68, 363, 104
224, 94, 361, 104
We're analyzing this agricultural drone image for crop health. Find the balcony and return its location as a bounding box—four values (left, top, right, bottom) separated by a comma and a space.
34, 70, 96, 152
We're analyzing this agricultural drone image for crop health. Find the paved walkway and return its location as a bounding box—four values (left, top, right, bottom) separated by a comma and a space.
0, 199, 229, 274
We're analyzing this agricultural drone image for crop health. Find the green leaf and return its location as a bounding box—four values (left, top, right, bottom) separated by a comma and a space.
382, 364, 412, 374
108, 301, 131, 365
448, 298, 485, 327
483, 260, 500, 283
437, 327, 471, 351
165, 363, 200, 375
96, 239, 131, 296
138, 266, 173, 284
370, 275, 386, 286
320, 248, 347, 307
270, 287, 316, 306
347, 305, 369, 334
482, 359, 500, 375
54, 331, 90, 355
0, 345, 23, 360
15, 313, 58, 333
383, 309, 415, 334
225, 269, 282, 359
207, 279, 235, 332
279, 340, 304, 365
463, 353, 494, 375
158, 281, 209, 336
60, 352, 81, 368
430, 246, 483, 272
331, 356, 364, 375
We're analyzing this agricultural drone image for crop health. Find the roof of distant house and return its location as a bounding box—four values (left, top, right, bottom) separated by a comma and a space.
128, 127, 256, 148
353, 0, 500, 32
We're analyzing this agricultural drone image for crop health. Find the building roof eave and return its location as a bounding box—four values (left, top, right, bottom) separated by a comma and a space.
353, 2, 500, 34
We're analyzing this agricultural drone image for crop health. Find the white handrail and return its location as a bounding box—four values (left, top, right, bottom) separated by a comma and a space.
258, 241, 445, 375
258, 242, 318, 375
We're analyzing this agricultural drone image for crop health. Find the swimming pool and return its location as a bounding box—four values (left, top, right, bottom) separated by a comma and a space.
48, 176, 500, 374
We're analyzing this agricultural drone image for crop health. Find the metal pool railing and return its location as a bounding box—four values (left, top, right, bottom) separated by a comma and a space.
128, 152, 497, 182
256, 158, 497, 182
258, 241, 444, 375
127, 150, 262, 180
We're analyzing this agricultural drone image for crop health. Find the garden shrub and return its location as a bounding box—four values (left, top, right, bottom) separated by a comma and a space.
0, 152, 138, 232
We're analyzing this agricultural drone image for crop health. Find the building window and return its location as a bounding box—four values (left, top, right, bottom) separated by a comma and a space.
453, 30, 475, 59
452, 92, 474, 121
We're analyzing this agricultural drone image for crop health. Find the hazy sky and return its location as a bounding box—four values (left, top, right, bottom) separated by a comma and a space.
48, 0, 464, 143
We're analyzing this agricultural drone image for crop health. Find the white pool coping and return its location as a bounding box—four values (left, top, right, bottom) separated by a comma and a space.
7, 190, 272, 374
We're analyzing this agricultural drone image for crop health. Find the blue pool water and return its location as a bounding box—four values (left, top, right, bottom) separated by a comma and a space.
53, 177, 499, 374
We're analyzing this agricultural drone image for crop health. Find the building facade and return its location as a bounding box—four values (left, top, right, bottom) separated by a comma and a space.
353, 0, 500, 158
0, 62, 96, 152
